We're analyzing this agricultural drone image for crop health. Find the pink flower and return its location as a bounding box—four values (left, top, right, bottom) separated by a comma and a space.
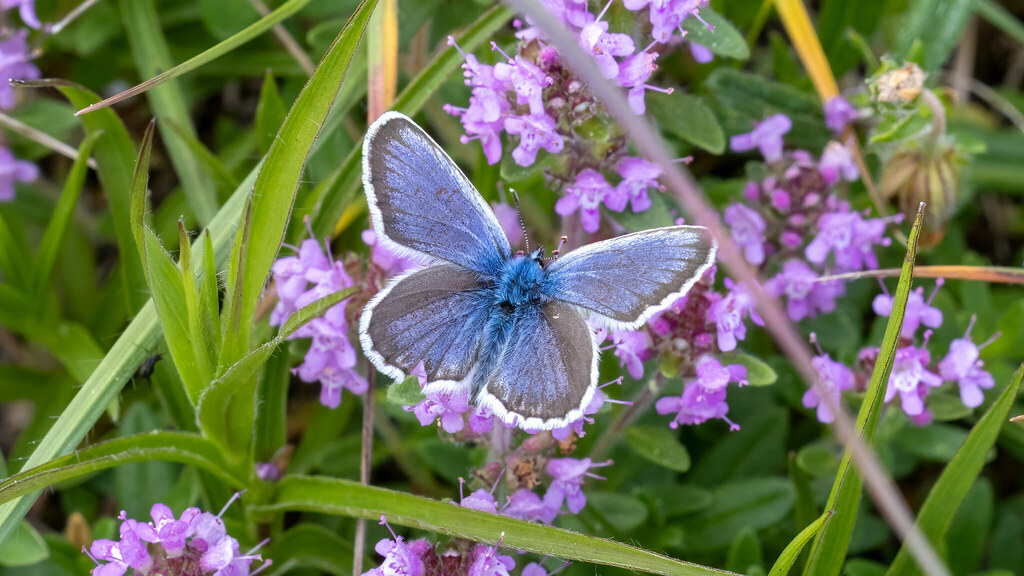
802, 353, 854, 423
504, 112, 564, 167
884, 344, 943, 417
730, 114, 792, 163
615, 156, 662, 212
555, 169, 618, 233
723, 203, 766, 266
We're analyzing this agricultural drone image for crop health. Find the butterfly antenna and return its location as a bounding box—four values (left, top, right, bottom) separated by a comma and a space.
551, 235, 568, 260
510, 189, 530, 253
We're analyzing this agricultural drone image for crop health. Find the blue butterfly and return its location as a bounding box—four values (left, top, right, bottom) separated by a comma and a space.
358, 112, 717, 430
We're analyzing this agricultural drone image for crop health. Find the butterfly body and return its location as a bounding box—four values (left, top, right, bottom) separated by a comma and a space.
359, 112, 717, 430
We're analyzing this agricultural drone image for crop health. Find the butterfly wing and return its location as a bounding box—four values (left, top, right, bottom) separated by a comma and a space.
359, 263, 492, 385
477, 300, 598, 430
363, 112, 512, 276
543, 226, 717, 329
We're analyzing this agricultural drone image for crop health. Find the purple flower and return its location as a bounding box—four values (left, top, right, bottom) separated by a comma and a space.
656, 382, 737, 430
730, 114, 792, 163
628, 0, 711, 42
543, 458, 610, 514
611, 329, 653, 379
818, 141, 859, 185
693, 355, 747, 391
724, 203, 766, 266
493, 44, 551, 115
271, 237, 367, 409
805, 205, 897, 273
503, 489, 559, 523
469, 404, 496, 434
411, 387, 471, 434
504, 112, 564, 167
364, 517, 430, 576
615, 156, 662, 212
362, 229, 426, 276
555, 169, 618, 233
764, 260, 845, 322
1, 0, 41, 29
872, 281, 943, 339
0, 30, 40, 109
689, 42, 714, 63
468, 542, 515, 576
491, 202, 523, 246
515, 0, 593, 41
579, 9, 636, 79
550, 387, 604, 441
824, 96, 858, 134
705, 279, 764, 352
460, 477, 499, 514
802, 353, 854, 423
938, 322, 996, 408
615, 45, 666, 115
0, 146, 39, 201
884, 344, 943, 417
446, 37, 510, 164
85, 497, 264, 576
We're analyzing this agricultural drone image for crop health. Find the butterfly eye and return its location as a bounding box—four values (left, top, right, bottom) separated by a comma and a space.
499, 301, 515, 314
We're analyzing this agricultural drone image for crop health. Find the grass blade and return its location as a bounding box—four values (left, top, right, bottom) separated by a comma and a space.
885, 365, 1024, 576
32, 131, 101, 296
120, 0, 219, 225
0, 432, 244, 505
75, 0, 315, 116
255, 475, 738, 576
768, 511, 832, 576
802, 206, 927, 576
223, 0, 377, 364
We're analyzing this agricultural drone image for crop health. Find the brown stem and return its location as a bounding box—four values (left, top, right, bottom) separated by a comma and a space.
352, 367, 376, 575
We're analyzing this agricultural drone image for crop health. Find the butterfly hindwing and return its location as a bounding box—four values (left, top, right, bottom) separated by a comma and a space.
363, 112, 511, 276
478, 300, 597, 430
543, 226, 717, 329
359, 263, 492, 384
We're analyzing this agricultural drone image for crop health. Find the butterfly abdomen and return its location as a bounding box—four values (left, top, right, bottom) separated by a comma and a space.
470, 254, 548, 402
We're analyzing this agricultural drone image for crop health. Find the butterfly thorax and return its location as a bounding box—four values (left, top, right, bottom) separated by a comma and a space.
493, 249, 547, 313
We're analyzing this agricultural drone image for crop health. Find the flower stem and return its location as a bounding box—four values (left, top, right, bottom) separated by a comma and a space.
352, 366, 376, 576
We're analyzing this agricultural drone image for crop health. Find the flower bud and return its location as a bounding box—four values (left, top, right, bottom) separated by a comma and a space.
879, 142, 961, 236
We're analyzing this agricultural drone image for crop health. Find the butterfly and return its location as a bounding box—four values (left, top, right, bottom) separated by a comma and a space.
358, 112, 717, 430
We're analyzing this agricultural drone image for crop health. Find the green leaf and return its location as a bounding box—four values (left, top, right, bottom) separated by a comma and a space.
649, 91, 726, 154
768, 511, 832, 576
32, 131, 101, 296
587, 491, 649, 533
308, 5, 513, 238
199, 288, 356, 460
265, 523, 353, 575
795, 443, 841, 477
624, 426, 691, 472
896, 0, 974, 71
0, 521, 48, 566
0, 432, 243, 507
680, 8, 750, 60
51, 82, 148, 314
892, 423, 971, 463
637, 484, 712, 518
387, 375, 426, 406
224, 0, 377, 365
717, 351, 777, 386
726, 527, 763, 574
256, 72, 288, 156
255, 475, 736, 576
945, 479, 993, 576
803, 206, 928, 576
885, 364, 1024, 576
120, 0, 219, 225
678, 478, 795, 552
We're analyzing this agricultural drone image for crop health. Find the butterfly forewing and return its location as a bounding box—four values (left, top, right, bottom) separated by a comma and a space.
543, 226, 717, 329
478, 300, 597, 430
363, 112, 511, 276
359, 263, 491, 384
